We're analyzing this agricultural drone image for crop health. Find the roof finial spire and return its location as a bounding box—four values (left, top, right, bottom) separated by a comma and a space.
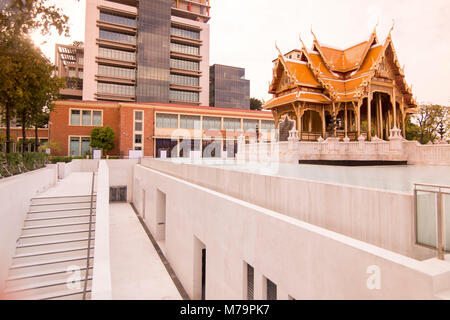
389, 19, 395, 36
299, 33, 307, 50
275, 41, 282, 57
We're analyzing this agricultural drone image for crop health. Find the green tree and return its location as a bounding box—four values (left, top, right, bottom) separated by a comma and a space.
405, 118, 420, 141
250, 98, 263, 111
90, 126, 115, 156
414, 104, 447, 144
0, 0, 74, 153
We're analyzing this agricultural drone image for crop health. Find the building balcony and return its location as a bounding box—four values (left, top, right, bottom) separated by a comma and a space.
170, 83, 201, 92
96, 56, 136, 68
171, 6, 211, 23
95, 75, 136, 86
170, 51, 202, 62
170, 35, 202, 46
96, 38, 136, 51
95, 92, 135, 102
170, 67, 201, 77
97, 20, 137, 35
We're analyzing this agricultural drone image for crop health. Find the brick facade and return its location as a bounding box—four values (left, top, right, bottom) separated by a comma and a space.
49, 101, 274, 157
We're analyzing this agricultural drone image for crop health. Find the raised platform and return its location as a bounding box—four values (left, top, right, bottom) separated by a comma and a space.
298, 159, 408, 166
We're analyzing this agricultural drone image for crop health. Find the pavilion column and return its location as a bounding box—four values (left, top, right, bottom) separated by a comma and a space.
379, 94, 383, 140
344, 103, 348, 138
308, 111, 312, 132
349, 109, 353, 132
402, 113, 406, 138
321, 107, 326, 139
376, 94, 380, 138
392, 86, 397, 129
367, 90, 372, 141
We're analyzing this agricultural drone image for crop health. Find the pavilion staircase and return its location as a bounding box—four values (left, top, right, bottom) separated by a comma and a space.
4, 175, 96, 300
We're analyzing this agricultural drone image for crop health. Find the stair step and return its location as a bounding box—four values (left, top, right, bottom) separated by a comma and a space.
47, 290, 91, 300
31, 195, 96, 205
29, 201, 96, 211
26, 209, 95, 219
6, 266, 92, 290
8, 257, 93, 278
13, 247, 94, 266
28, 207, 93, 214
4, 278, 92, 300
24, 215, 96, 227
16, 238, 92, 253
18, 230, 95, 245
21, 224, 95, 236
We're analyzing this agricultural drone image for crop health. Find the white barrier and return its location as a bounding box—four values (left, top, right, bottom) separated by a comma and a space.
91, 160, 112, 299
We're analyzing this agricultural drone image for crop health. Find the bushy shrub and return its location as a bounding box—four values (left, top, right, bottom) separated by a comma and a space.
0, 152, 49, 179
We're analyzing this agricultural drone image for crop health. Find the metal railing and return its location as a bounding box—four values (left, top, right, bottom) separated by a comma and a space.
83, 171, 96, 299
414, 183, 450, 260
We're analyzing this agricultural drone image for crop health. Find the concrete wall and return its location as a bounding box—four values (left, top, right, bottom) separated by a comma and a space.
91, 160, 112, 299
106, 159, 138, 202
132, 165, 450, 299
58, 160, 99, 179
141, 158, 436, 260
0, 165, 58, 291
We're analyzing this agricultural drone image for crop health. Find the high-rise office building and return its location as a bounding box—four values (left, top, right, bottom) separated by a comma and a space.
55, 42, 85, 100
209, 64, 250, 109
83, 0, 211, 105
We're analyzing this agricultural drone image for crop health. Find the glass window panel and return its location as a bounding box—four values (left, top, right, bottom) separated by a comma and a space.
243, 119, 258, 132
82, 110, 92, 126
81, 138, 91, 156
99, 29, 136, 44
135, 111, 143, 121
134, 134, 142, 144
203, 116, 221, 130
180, 115, 200, 129
100, 11, 136, 27
92, 111, 102, 126
223, 118, 241, 130
98, 47, 136, 62
170, 26, 200, 40
156, 113, 178, 128
170, 42, 200, 55
70, 110, 80, 125
135, 122, 142, 131
70, 137, 80, 156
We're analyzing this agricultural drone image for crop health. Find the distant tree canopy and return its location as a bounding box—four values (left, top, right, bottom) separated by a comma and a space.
90, 126, 115, 156
0, 0, 73, 153
250, 98, 263, 111
407, 104, 449, 144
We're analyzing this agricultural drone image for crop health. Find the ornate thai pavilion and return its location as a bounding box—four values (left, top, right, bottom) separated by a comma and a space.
263, 27, 417, 141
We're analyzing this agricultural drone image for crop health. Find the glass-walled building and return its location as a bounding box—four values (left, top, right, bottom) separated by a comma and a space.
81, 0, 211, 105
210, 64, 250, 110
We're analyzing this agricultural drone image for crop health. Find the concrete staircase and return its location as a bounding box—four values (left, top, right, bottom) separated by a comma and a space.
4, 194, 96, 300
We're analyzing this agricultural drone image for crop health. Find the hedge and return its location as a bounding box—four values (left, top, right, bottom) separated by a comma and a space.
0, 152, 49, 179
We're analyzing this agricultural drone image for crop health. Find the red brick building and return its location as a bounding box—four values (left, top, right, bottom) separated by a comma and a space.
49, 101, 275, 158
0, 127, 49, 153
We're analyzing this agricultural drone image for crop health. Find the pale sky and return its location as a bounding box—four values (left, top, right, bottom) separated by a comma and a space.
32, 0, 450, 106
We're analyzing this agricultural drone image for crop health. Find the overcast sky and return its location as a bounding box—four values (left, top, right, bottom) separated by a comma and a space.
32, 0, 450, 106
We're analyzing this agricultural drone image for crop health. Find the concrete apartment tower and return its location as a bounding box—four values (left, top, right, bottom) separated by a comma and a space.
83, 0, 211, 106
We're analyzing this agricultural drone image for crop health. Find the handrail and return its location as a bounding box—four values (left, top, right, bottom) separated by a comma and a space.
83, 171, 96, 300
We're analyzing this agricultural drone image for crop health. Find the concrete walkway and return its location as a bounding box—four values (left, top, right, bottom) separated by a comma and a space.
35, 172, 96, 198
109, 203, 182, 300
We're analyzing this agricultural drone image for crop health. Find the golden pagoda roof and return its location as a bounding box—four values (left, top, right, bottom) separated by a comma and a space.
265, 27, 417, 109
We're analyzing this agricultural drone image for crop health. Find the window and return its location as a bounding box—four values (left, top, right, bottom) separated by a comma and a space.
170, 42, 200, 55
170, 74, 199, 86
170, 58, 199, 71
70, 109, 102, 126
223, 118, 241, 131
202, 117, 221, 130
93, 111, 102, 126
70, 110, 80, 125
261, 120, 275, 131
170, 26, 200, 40
97, 82, 135, 96
169, 90, 199, 103
98, 47, 136, 62
266, 278, 277, 300
78, 70, 84, 79
100, 11, 136, 27
243, 119, 258, 132
82, 110, 91, 126
156, 113, 178, 128
246, 264, 254, 300
69, 137, 91, 156
98, 64, 135, 79
78, 57, 84, 65
180, 115, 200, 129
134, 110, 143, 152
99, 29, 136, 44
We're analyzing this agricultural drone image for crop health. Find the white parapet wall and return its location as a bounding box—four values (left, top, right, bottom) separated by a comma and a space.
106, 159, 138, 202
0, 165, 58, 291
91, 160, 112, 300
57, 159, 100, 179
133, 164, 450, 299
141, 158, 436, 261
237, 138, 450, 165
